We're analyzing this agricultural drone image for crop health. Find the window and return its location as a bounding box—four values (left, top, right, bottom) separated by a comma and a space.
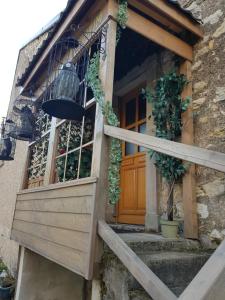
26, 113, 52, 189
54, 104, 95, 183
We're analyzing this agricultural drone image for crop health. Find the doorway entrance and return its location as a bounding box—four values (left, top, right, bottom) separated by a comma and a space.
118, 87, 147, 225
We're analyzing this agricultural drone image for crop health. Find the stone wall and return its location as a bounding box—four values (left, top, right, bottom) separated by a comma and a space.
177, 0, 225, 246
0, 31, 49, 274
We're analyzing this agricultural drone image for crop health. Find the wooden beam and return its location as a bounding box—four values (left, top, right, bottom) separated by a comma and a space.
126, 8, 193, 61
104, 125, 225, 173
145, 0, 203, 38
179, 238, 225, 299
180, 61, 198, 239
98, 220, 177, 300
108, 1, 193, 61
128, 0, 182, 33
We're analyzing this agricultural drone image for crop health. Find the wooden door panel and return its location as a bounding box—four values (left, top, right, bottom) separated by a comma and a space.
120, 167, 136, 211
118, 87, 147, 225
137, 166, 146, 210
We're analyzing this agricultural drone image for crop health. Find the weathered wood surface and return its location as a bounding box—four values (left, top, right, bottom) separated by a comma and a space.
109, 1, 193, 61
11, 178, 97, 279
180, 61, 198, 239
98, 220, 177, 300
179, 238, 225, 300
144, 0, 203, 38
104, 125, 225, 173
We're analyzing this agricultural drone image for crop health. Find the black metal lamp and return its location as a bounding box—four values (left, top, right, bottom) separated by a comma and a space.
0, 118, 16, 161
8, 105, 35, 141
42, 62, 84, 120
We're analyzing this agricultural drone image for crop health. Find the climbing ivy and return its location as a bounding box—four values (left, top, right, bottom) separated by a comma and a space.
86, 2, 128, 204
143, 71, 190, 184
116, 0, 128, 43
86, 52, 122, 205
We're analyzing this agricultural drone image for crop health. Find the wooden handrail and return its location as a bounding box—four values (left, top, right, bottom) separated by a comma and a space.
98, 220, 177, 300
179, 238, 225, 299
104, 125, 225, 173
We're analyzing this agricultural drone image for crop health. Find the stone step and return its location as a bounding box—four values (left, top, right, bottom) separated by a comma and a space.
128, 289, 152, 300
110, 224, 145, 234
127, 251, 210, 296
118, 233, 206, 253
102, 242, 211, 299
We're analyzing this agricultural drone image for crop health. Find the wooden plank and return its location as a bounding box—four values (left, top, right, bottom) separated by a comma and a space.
145, 0, 203, 38
17, 182, 95, 201
11, 229, 86, 277
180, 60, 198, 239
13, 220, 89, 252
128, 0, 181, 33
104, 125, 225, 173
98, 220, 177, 300
179, 238, 225, 300
108, 1, 193, 61
16, 196, 92, 214
14, 210, 91, 233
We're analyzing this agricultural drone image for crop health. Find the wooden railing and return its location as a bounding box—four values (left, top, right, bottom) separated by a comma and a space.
103, 125, 225, 300
98, 220, 177, 300
104, 125, 225, 172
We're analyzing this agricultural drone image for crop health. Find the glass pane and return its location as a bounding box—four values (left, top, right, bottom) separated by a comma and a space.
57, 121, 70, 155
68, 121, 82, 151
125, 98, 136, 126
55, 156, 66, 182
65, 151, 79, 182
138, 123, 146, 152
79, 147, 93, 179
125, 127, 136, 155
138, 93, 146, 120
83, 105, 96, 145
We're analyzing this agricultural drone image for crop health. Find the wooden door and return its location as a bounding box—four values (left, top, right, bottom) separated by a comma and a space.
118, 87, 146, 224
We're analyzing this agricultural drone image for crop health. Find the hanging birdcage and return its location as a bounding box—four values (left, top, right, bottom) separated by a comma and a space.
8, 99, 36, 141
0, 118, 16, 161
42, 36, 89, 121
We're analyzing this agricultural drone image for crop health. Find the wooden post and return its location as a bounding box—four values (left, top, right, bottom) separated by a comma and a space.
43, 117, 57, 185
145, 75, 159, 232
180, 60, 198, 239
86, 14, 117, 279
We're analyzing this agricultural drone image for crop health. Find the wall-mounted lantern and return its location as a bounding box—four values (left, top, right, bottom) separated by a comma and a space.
42, 36, 89, 121
0, 118, 16, 161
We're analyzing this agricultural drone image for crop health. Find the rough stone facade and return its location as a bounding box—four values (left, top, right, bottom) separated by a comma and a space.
175, 0, 225, 246
0, 31, 49, 274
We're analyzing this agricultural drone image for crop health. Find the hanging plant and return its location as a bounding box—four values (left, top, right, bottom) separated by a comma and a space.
143, 71, 190, 220
86, 52, 122, 205
116, 0, 128, 43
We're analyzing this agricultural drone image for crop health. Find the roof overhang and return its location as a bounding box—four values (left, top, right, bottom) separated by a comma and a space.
17, 0, 203, 92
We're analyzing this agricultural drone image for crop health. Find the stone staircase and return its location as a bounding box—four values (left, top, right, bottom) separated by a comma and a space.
101, 231, 212, 300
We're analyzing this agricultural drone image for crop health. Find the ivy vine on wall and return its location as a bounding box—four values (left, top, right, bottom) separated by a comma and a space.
86, 1, 128, 204
143, 71, 190, 184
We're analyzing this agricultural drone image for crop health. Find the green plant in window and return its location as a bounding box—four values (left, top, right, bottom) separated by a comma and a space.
143, 71, 190, 220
